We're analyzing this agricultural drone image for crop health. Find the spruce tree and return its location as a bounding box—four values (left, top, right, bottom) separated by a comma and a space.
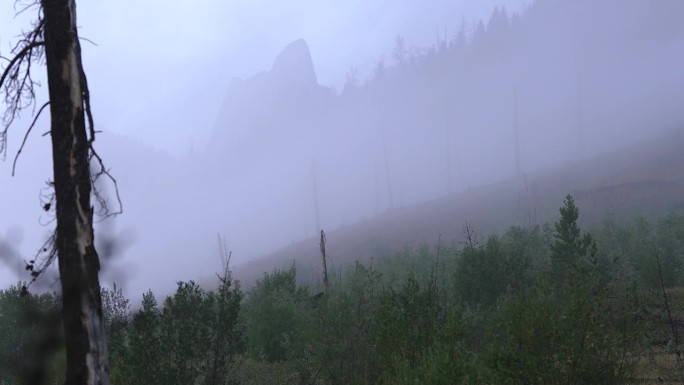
550, 194, 594, 284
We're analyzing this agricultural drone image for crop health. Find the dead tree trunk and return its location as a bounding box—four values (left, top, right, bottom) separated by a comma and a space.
514, 87, 522, 179
42, 1, 109, 383
311, 160, 321, 235
381, 131, 394, 209
320, 230, 329, 292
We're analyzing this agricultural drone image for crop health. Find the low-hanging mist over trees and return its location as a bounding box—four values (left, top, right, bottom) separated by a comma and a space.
0, 0, 683, 383
200, 0, 684, 284
3, 197, 684, 383
1, 0, 683, 299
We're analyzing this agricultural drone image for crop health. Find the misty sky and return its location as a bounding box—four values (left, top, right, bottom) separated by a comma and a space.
0, 0, 533, 295
1, 0, 529, 154
4, 0, 681, 298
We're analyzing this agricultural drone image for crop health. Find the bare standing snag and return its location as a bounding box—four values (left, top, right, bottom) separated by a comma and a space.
1, 1, 122, 383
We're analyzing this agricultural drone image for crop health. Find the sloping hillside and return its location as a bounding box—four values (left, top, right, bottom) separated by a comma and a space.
233, 131, 684, 286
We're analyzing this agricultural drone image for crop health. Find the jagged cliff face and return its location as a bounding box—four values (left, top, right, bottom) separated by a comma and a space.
271, 39, 318, 89
197, 40, 346, 263
206, 39, 459, 236
208, 39, 333, 161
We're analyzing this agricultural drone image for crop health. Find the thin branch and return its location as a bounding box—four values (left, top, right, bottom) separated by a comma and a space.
0, 15, 44, 158
0, 41, 43, 92
89, 147, 123, 219
13, 0, 40, 18
80, 66, 95, 144
24, 231, 57, 288
38, 181, 56, 227
78, 36, 98, 47
78, 56, 123, 218
12, 100, 48, 175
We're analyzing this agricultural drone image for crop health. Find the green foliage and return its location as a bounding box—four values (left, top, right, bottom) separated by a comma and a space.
550, 194, 595, 284
454, 227, 539, 307
311, 262, 383, 385
121, 290, 163, 385
207, 271, 245, 385
483, 197, 638, 385
0, 284, 62, 385
628, 217, 661, 288
654, 213, 684, 287
453, 239, 506, 307
487, 279, 634, 385
1, 198, 680, 384
379, 342, 490, 385
118, 275, 244, 385
373, 278, 442, 371
159, 278, 244, 385
101, 283, 130, 379
242, 266, 310, 363
158, 281, 213, 385
595, 214, 684, 289
227, 356, 303, 385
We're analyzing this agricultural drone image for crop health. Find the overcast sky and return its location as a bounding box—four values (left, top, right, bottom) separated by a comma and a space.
1, 0, 529, 155
1, 1, 536, 295
1, 0, 683, 299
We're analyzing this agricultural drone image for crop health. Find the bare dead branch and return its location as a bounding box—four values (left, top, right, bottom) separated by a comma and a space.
13, 0, 41, 17
78, 64, 95, 144
462, 219, 479, 249
77, 53, 123, 218
0, 15, 44, 158
38, 180, 56, 224
0, 41, 45, 112
79, 36, 98, 47
2, 4, 121, 307
0, 42, 41, 87
11, 99, 48, 175
89, 147, 123, 219
24, 231, 57, 288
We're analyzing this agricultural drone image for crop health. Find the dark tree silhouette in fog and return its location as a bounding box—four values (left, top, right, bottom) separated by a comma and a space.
0, 1, 120, 383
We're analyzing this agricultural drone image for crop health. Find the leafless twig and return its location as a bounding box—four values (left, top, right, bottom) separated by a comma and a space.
11, 99, 48, 175
89, 147, 123, 219
0, 15, 44, 159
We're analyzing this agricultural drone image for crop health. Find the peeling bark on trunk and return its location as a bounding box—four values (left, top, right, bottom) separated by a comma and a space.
41, 1, 109, 384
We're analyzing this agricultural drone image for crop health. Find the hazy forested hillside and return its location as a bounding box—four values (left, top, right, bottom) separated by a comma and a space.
2, 0, 684, 383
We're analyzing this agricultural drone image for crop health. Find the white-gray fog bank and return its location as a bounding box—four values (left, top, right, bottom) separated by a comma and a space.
1, 0, 683, 297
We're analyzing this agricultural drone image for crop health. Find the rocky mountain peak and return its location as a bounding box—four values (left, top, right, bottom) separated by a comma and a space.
271, 39, 318, 87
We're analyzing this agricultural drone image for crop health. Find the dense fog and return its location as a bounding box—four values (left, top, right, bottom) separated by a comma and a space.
1, 0, 683, 297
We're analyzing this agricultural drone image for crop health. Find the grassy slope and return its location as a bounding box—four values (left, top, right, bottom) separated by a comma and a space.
233, 132, 684, 287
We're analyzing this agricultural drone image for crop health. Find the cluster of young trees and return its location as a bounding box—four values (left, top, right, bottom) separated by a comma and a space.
2, 196, 682, 384
105, 276, 243, 385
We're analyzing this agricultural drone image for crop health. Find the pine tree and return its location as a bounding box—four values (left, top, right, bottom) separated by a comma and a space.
125, 291, 163, 385
550, 194, 594, 284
